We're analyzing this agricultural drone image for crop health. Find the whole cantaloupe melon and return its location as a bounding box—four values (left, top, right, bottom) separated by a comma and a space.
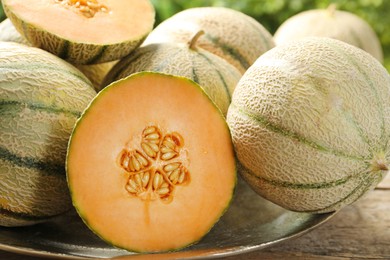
0, 42, 96, 226
273, 4, 383, 62
103, 31, 241, 116
227, 37, 390, 213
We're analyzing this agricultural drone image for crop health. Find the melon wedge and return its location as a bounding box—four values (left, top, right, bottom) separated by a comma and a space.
2, 0, 155, 64
66, 72, 237, 252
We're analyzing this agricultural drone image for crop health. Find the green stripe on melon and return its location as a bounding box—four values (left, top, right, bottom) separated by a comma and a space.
227, 37, 390, 213
0, 18, 118, 92
9, 16, 144, 65
0, 42, 96, 227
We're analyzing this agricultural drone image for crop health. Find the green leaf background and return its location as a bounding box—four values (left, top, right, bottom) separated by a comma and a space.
151, 0, 390, 71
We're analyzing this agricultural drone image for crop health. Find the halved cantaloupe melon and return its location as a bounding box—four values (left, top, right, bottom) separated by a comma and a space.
66, 72, 237, 252
2, 0, 155, 64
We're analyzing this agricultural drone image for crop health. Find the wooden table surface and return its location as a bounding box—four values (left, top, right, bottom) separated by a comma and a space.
1, 174, 389, 260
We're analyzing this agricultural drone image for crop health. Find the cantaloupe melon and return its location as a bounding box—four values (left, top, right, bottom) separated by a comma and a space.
0, 42, 96, 227
2, 0, 155, 64
103, 31, 242, 116
143, 6, 275, 74
227, 37, 390, 213
274, 4, 383, 62
67, 72, 236, 252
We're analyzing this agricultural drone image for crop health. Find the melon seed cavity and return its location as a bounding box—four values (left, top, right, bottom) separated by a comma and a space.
119, 126, 190, 202
54, 0, 110, 18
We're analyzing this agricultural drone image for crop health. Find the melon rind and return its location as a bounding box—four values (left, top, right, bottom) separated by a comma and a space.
274, 7, 383, 63
227, 37, 390, 213
0, 42, 96, 226
0, 18, 118, 91
143, 6, 275, 74
103, 42, 242, 115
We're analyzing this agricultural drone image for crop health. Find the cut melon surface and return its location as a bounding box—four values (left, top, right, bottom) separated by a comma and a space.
2, 0, 155, 64
66, 72, 236, 252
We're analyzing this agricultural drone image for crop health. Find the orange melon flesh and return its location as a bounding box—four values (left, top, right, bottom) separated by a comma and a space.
3, 0, 154, 44
66, 72, 236, 252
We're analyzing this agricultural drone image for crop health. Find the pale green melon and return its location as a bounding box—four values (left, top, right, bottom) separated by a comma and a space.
104, 31, 242, 116
0, 42, 96, 226
274, 5, 383, 62
143, 6, 275, 74
227, 37, 390, 213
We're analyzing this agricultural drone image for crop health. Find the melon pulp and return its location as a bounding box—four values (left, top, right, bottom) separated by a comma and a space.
66, 72, 237, 252
0, 42, 96, 227
2, 0, 155, 64
227, 37, 390, 213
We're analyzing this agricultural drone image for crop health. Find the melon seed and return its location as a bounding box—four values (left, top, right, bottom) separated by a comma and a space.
118, 126, 190, 202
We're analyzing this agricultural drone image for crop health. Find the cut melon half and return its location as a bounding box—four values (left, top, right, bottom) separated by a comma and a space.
66, 72, 237, 252
2, 0, 155, 64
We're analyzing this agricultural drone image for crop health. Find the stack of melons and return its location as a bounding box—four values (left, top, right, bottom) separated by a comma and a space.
1, 0, 389, 256
0, 0, 273, 254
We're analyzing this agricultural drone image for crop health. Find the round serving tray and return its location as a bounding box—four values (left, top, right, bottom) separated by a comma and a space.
0, 177, 335, 259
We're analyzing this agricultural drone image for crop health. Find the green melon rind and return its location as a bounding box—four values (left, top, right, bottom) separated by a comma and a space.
0, 18, 119, 92
0, 42, 96, 226
66, 71, 237, 253
200, 16, 274, 71
2, 3, 155, 65
143, 7, 275, 74
239, 162, 385, 214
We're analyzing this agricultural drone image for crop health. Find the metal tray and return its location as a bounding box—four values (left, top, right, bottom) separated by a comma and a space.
0, 177, 335, 259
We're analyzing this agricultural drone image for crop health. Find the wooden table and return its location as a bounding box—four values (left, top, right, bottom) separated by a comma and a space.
1, 175, 389, 260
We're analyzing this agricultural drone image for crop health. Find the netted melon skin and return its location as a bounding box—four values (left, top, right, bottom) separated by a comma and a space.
143, 7, 275, 74
0, 42, 96, 226
227, 37, 390, 213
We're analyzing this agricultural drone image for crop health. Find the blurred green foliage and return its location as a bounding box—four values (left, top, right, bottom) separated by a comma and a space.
151, 0, 390, 70
0, 2, 5, 22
